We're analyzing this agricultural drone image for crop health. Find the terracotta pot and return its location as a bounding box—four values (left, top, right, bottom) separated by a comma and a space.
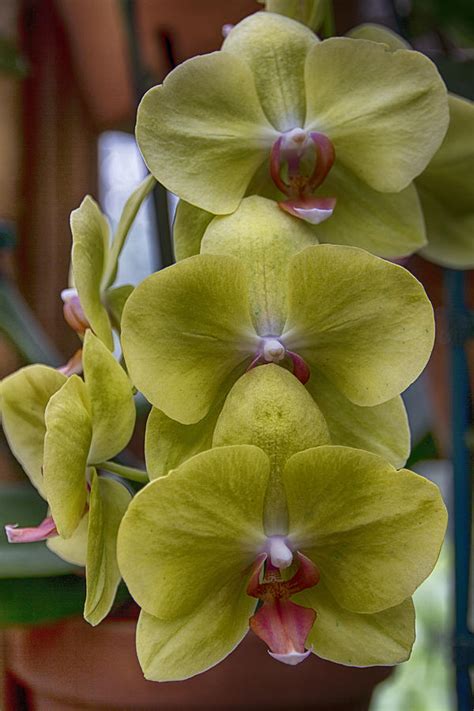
4, 613, 391, 710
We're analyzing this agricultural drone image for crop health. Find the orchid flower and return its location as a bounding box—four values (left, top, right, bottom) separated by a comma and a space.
349, 23, 474, 269
1, 330, 136, 624
121, 243, 434, 428
138, 12, 448, 257
117, 443, 447, 681
64, 174, 155, 349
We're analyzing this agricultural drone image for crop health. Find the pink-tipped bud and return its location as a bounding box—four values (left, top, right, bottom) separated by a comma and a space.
58, 348, 83, 377
5, 516, 58, 543
61, 288, 89, 335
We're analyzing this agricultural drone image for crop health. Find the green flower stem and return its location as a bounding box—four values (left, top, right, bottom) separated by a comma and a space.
99, 460, 149, 484
321, 0, 335, 38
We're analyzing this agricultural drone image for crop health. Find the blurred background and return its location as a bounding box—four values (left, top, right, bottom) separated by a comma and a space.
0, 0, 472, 709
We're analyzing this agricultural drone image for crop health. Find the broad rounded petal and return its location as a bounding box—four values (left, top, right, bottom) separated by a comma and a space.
306, 371, 410, 468
43, 376, 92, 538
121, 255, 259, 424
0, 365, 66, 496
136, 52, 277, 214
117, 445, 269, 618
82, 331, 135, 464
283, 245, 434, 406
201, 196, 317, 335
314, 165, 426, 258
47, 513, 89, 567
145, 395, 224, 480
296, 583, 415, 666
137, 579, 256, 681
223, 12, 317, 132
347, 23, 409, 50
173, 200, 214, 261
418, 95, 474, 268
304, 38, 449, 192
213, 365, 330, 533
284, 446, 447, 613
71, 196, 114, 350
84, 471, 131, 626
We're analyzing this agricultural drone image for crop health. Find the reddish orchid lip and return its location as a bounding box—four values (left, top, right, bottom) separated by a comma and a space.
247, 552, 320, 665
246, 344, 311, 386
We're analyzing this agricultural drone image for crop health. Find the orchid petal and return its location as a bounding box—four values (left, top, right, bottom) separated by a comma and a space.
136, 52, 277, 214
173, 200, 214, 261
306, 371, 410, 468
83, 331, 135, 464
304, 37, 449, 192
296, 582, 415, 666
121, 255, 259, 424
84, 470, 131, 626
47, 513, 89, 567
43, 375, 92, 538
117, 445, 269, 618
223, 12, 317, 132
136, 578, 257, 682
213, 365, 330, 533
284, 446, 447, 613
283, 245, 434, 406
71, 196, 114, 350
0, 365, 66, 495
201, 196, 317, 335
347, 23, 409, 50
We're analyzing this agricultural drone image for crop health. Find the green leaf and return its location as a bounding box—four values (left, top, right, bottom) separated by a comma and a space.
283, 245, 434, 406
284, 446, 447, 613
173, 200, 214, 261
136, 52, 277, 214
0, 365, 66, 495
0, 484, 77, 578
0, 575, 86, 626
223, 12, 317, 132
84, 471, 131, 626
43, 376, 92, 538
137, 577, 256, 681
71, 196, 114, 350
83, 331, 135, 464
102, 174, 156, 289
304, 38, 449, 192
296, 583, 415, 666
117, 445, 269, 618
201, 196, 317, 335
213, 365, 330, 533
121, 255, 259, 424
306, 371, 410, 468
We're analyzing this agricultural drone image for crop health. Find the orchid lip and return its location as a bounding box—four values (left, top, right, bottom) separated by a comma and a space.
5, 515, 58, 543
246, 337, 311, 385
269, 648, 313, 666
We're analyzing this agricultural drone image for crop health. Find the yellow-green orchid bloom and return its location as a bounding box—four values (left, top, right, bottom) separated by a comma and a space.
138, 12, 449, 257
1, 331, 136, 624
117, 444, 446, 681
63, 174, 155, 350
349, 24, 474, 269
121, 243, 434, 426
